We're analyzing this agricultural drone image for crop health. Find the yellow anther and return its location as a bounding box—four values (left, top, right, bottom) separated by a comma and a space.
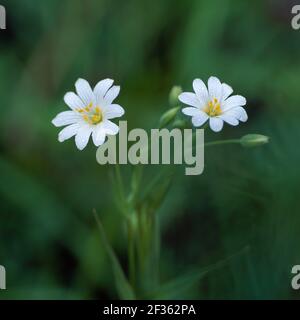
85, 102, 93, 112
203, 99, 222, 117
83, 115, 89, 122
91, 113, 102, 124
80, 104, 103, 125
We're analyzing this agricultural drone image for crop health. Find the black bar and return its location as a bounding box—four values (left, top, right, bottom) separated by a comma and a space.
0, 300, 294, 318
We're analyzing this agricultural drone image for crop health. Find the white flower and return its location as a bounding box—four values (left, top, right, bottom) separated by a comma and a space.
52, 78, 125, 150
179, 76, 248, 132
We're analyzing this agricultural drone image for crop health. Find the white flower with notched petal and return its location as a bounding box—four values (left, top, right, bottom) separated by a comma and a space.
52, 78, 125, 150
179, 76, 248, 132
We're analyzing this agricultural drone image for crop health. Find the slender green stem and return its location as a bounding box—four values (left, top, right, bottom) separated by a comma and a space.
114, 164, 125, 201
114, 164, 131, 218
205, 139, 240, 147
127, 218, 136, 289
134, 206, 155, 297
152, 213, 160, 288
136, 218, 145, 272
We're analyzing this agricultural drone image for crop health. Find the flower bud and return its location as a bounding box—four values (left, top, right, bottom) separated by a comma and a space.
172, 119, 187, 129
159, 106, 180, 128
240, 134, 269, 148
169, 86, 182, 107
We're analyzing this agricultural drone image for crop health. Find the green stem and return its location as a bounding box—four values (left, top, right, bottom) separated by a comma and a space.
127, 218, 136, 289
136, 208, 146, 295
114, 164, 125, 200
114, 164, 131, 218
152, 213, 160, 288
205, 139, 240, 147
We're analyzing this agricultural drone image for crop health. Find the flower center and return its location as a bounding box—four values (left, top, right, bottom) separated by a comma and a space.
77, 103, 103, 125
203, 98, 222, 117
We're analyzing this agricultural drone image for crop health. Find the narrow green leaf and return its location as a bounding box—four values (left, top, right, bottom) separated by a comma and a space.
110, 165, 129, 217
128, 165, 143, 206
141, 168, 174, 214
93, 211, 136, 300
159, 106, 180, 128
151, 246, 250, 299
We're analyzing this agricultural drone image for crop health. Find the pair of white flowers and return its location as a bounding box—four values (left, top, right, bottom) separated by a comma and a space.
52, 76, 248, 150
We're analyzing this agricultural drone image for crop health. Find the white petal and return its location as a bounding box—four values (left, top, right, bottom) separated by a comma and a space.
75, 125, 92, 150
75, 78, 95, 106
94, 79, 114, 103
104, 104, 125, 119
64, 92, 85, 110
223, 95, 246, 111
178, 92, 199, 107
209, 117, 224, 132
182, 107, 200, 117
92, 126, 106, 146
221, 83, 233, 101
193, 79, 208, 104
225, 107, 248, 122
208, 76, 222, 100
192, 112, 209, 127
58, 123, 81, 142
102, 120, 119, 135
52, 111, 80, 127
237, 107, 248, 122
219, 114, 239, 126
104, 85, 120, 105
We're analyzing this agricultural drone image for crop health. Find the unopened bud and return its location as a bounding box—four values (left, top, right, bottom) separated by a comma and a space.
169, 86, 182, 107
172, 119, 187, 129
159, 106, 180, 128
240, 134, 269, 148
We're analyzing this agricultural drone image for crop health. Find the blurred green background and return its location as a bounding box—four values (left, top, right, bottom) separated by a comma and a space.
0, 0, 300, 299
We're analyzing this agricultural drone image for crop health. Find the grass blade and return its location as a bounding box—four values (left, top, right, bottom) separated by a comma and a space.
93, 210, 136, 300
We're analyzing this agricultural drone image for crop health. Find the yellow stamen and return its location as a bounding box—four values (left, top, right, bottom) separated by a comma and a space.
85, 102, 93, 112
83, 115, 90, 123
91, 114, 101, 124
203, 98, 222, 117
80, 104, 103, 125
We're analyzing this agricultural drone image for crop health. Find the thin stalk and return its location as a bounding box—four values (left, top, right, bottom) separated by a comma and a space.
136, 209, 143, 269
152, 213, 160, 289
205, 139, 240, 147
114, 164, 125, 202
127, 218, 136, 289
134, 206, 154, 297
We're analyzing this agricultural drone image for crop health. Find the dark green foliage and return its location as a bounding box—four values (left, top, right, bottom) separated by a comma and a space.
0, 0, 299, 299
